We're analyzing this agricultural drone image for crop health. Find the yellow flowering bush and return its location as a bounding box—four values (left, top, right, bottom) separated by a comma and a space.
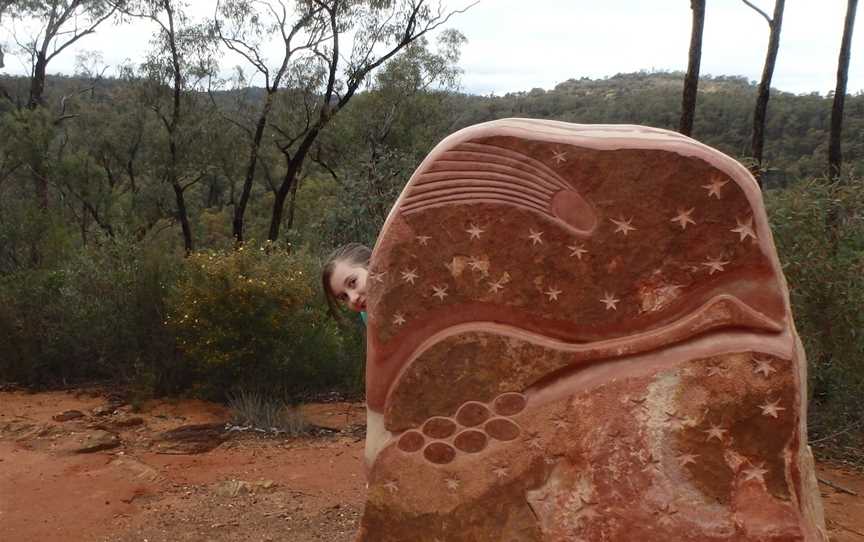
166, 243, 353, 398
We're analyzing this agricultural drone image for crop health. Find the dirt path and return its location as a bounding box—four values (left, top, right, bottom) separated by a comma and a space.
1, 391, 861, 541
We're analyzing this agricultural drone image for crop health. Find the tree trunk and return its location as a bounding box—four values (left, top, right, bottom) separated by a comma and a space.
81, 201, 89, 246
173, 182, 194, 254
31, 162, 49, 209
268, 127, 320, 241
28, 51, 48, 109
679, 0, 706, 136
28, 51, 50, 209
829, 0, 859, 181
750, 0, 786, 185
233, 91, 275, 244
269, 170, 294, 242
285, 174, 300, 232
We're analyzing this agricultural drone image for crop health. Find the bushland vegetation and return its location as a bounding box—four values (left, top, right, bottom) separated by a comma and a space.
1, 2, 862, 456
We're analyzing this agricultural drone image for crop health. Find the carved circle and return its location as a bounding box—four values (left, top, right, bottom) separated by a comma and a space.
422, 417, 457, 439
485, 418, 521, 441
454, 429, 488, 454
397, 430, 425, 453
493, 392, 527, 416
423, 442, 456, 465
455, 402, 491, 427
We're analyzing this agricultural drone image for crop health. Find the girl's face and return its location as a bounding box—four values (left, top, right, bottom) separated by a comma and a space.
329, 260, 369, 313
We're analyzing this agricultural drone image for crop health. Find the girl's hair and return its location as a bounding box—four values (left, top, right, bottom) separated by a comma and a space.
321, 243, 372, 322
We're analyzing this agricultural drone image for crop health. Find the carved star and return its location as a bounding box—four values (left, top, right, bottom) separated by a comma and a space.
545, 287, 562, 301
753, 357, 776, 377
400, 268, 418, 284
703, 422, 728, 442
552, 149, 568, 164
488, 277, 507, 293
467, 256, 489, 274
731, 216, 757, 242
677, 453, 699, 467
706, 364, 726, 377
702, 177, 729, 199
528, 228, 544, 245
702, 256, 730, 275
642, 453, 662, 473
445, 476, 461, 491
656, 503, 679, 525
392, 312, 406, 326
664, 410, 687, 429
552, 416, 570, 430
629, 396, 649, 412
670, 208, 696, 230
600, 292, 620, 310
568, 243, 588, 259
383, 480, 399, 494
466, 223, 484, 239
415, 235, 431, 246
574, 496, 599, 519
526, 433, 544, 450
742, 462, 768, 483
431, 285, 448, 301
492, 465, 509, 480
759, 398, 785, 418
368, 270, 387, 283
610, 216, 636, 236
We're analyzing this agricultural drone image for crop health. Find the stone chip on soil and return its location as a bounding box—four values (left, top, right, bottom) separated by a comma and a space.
53, 410, 86, 422
153, 422, 227, 454
59, 429, 121, 453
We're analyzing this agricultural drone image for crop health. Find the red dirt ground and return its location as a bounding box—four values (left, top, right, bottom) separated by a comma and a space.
0, 390, 861, 542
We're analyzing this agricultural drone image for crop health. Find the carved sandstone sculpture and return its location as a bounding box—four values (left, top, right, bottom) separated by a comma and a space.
358, 119, 827, 541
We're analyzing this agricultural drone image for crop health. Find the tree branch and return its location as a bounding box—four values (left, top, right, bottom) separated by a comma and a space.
46, 4, 118, 63
741, 0, 773, 25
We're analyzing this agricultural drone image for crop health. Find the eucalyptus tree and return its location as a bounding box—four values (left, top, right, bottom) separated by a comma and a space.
215, 0, 473, 243
679, 0, 705, 136
213, 0, 331, 243
314, 32, 465, 243
0, 0, 13, 70
3, 0, 117, 109
829, 0, 859, 181
114, 0, 219, 253
2, 1, 117, 210
742, 0, 785, 185
50, 63, 159, 243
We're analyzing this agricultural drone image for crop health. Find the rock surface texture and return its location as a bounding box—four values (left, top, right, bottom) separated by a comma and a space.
357, 119, 827, 541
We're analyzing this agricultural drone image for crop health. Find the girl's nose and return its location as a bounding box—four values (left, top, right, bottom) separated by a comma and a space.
349, 291, 360, 304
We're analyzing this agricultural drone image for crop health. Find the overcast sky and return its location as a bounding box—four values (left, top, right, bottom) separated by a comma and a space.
2, 1, 862, 96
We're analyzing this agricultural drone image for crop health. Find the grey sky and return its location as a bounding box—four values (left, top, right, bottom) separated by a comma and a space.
1, 1, 861, 96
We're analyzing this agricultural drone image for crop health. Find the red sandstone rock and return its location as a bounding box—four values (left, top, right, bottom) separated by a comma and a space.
357, 119, 827, 541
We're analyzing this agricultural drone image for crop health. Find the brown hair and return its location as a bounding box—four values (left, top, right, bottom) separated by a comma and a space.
321, 243, 372, 323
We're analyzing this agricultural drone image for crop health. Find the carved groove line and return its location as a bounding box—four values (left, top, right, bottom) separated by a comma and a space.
402, 142, 574, 217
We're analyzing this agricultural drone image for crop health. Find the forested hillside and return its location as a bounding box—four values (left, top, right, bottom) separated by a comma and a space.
2, 66, 863, 456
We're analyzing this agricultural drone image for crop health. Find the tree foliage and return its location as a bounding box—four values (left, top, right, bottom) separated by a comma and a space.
0, 2, 862, 450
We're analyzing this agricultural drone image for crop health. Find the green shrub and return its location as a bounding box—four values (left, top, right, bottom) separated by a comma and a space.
165, 243, 360, 400
766, 177, 864, 448
0, 233, 180, 390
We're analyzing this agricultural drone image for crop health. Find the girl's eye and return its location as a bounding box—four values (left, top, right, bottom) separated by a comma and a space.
348, 278, 356, 287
